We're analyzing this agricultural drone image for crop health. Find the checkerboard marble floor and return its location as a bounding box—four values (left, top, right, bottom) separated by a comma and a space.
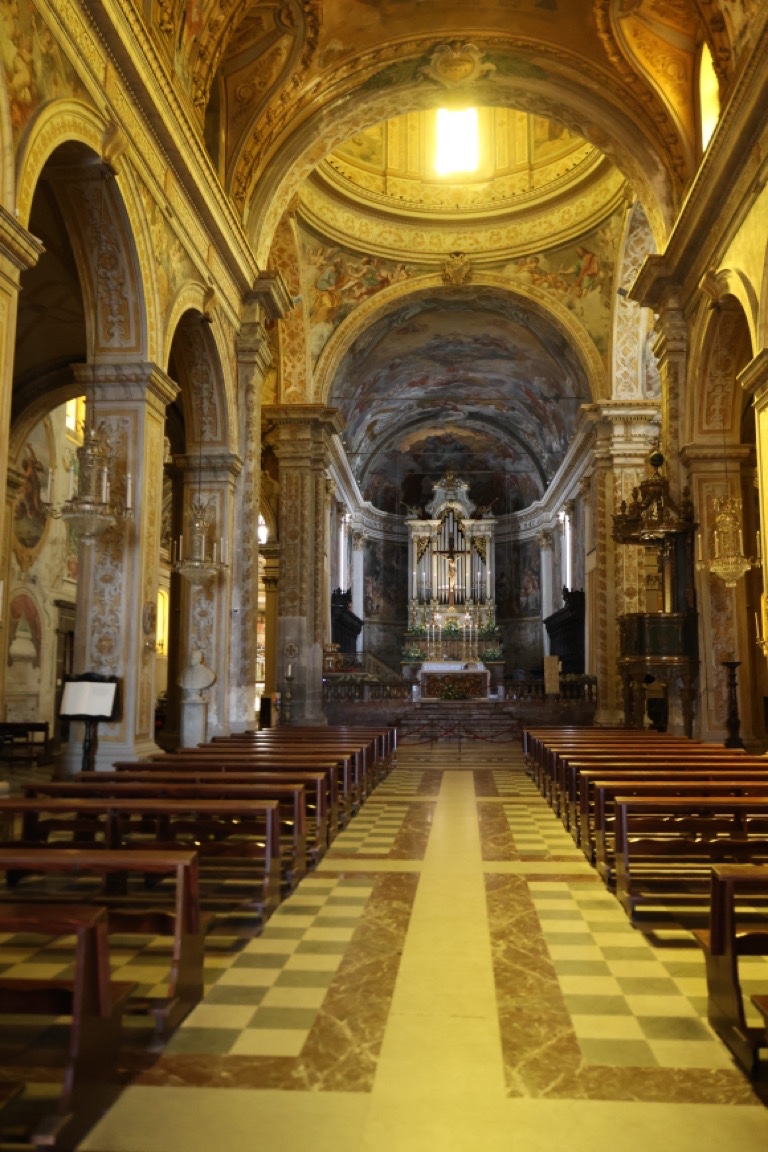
2, 741, 768, 1152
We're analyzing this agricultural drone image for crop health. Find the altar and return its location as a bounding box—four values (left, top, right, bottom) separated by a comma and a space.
420, 661, 490, 700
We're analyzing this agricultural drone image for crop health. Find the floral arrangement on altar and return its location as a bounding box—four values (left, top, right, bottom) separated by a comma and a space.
480, 646, 503, 661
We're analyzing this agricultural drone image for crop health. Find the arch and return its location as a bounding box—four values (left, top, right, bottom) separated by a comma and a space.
166, 306, 232, 453
242, 39, 680, 266
688, 291, 754, 448
313, 271, 608, 408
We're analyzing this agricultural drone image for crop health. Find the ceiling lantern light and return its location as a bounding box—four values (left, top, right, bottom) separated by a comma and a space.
435, 108, 479, 176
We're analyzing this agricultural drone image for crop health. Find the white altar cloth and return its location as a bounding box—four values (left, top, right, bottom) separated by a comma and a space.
420, 661, 486, 672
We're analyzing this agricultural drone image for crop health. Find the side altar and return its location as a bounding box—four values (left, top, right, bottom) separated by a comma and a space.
401, 472, 503, 697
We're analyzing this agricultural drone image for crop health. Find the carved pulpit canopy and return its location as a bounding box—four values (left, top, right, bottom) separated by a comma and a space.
612, 450, 694, 545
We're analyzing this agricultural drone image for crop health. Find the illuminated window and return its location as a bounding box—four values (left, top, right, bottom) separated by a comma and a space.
156, 588, 169, 655
65, 396, 86, 441
435, 108, 479, 176
257, 514, 269, 545
699, 43, 719, 151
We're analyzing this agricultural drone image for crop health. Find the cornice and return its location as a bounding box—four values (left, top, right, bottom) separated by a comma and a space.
0, 206, 45, 273
297, 167, 627, 265
51, 0, 260, 295
629, 15, 768, 310
315, 143, 610, 224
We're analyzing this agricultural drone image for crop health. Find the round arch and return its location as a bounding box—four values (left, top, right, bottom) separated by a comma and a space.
165, 306, 233, 454
313, 271, 608, 408
687, 284, 756, 449
241, 40, 680, 266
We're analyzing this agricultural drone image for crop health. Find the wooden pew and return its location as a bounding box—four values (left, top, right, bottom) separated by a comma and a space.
0, 846, 204, 1036
546, 739, 723, 819
589, 777, 768, 884
0, 795, 282, 922
577, 768, 768, 865
0, 902, 135, 1149
0, 721, 52, 771
127, 750, 353, 832
691, 863, 768, 1077
523, 727, 671, 790
613, 795, 768, 925
91, 767, 331, 859
554, 746, 759, 838
194, 739, 370, 808
23, 778, 309, 889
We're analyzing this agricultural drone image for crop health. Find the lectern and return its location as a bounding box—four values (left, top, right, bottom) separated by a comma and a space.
59, 675, 119, 773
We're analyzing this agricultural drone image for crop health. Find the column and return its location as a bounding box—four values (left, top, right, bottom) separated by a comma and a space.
263, 405, 343, 724
324, 479, 335, 645
65, 362, 179, 772
174, 448, 241, 738
261, 544, 280, 697
351, 529, 365, 654
538, 531, 554, 656
587, 404, 660, 726
0, 209, 44, 709
232, 285, 281, 730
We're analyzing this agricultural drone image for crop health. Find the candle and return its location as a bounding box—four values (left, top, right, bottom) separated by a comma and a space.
213, 542, 218, 563
756, 612, 761, 640
125, 472, 132, 510
287, 663, 292, 678
101, 467, 108, 503
179, 533, 184, 559
697, 533, 702, 562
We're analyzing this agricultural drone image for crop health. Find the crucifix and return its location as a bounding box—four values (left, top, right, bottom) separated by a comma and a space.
435, 537, 466, 609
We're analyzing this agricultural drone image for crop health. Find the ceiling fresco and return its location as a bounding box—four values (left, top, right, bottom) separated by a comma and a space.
329, 291, 589, 515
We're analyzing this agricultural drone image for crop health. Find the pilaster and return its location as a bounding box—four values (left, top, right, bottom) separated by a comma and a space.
65, 361, 179, 771
263, 405, 343, 724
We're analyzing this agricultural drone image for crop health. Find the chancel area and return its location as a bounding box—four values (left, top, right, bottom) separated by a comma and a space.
3, 0, 768, 1148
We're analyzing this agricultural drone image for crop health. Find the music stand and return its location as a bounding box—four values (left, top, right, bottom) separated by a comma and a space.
59, 674, 119, 773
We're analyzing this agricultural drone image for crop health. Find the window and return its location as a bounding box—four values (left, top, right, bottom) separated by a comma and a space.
435, 108, 479, 176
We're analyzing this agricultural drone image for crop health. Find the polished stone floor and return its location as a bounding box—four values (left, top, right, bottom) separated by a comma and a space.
3, 740, 768, 1150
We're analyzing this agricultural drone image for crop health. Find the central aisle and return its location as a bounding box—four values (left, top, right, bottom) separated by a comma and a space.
79, 742, 768, 1151
362, 771, 506, 1150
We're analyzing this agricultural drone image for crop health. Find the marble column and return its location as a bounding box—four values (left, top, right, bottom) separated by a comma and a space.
538, 531, 554, 656
64, 362, 178, 773
173, 449, 241, 737
263, 405, 343, 724
587, 403, 661, 726
231, 284, 284, 730
351, 529, 365, 654
0, 209, 44, 708
261, 544, 280, 698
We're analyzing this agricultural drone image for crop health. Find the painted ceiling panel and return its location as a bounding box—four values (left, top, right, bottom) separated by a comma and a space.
331, 291, 588, 514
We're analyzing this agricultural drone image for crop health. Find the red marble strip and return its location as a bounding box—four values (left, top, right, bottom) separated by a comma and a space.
135, 871, 418, 1092
484, 873, 759, 1104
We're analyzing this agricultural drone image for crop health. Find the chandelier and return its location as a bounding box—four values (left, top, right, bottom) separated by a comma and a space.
174, 500, 228, 586
45, 166, 132, 542
173, 443, 228, 586
696, 494, 760, 588
46, 421, 132, 540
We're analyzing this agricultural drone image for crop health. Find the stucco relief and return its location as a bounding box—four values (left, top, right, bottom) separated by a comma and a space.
614, 200, 656, 399
270, 216, 308, 402
280, 468, 306, 617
